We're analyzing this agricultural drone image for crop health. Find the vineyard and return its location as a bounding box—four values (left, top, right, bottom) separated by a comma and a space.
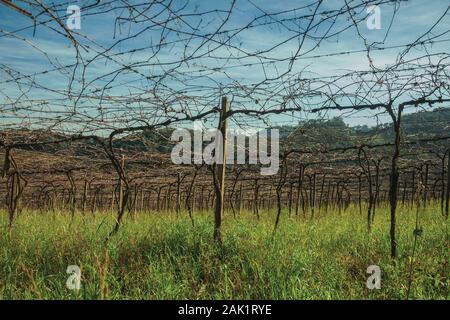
0, 0, 449, 300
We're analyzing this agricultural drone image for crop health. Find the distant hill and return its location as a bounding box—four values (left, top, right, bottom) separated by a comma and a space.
277, 107, 450, 150
1, 108, 448, 156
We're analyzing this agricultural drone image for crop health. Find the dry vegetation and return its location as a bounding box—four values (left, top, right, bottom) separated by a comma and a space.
0, 0, 449, 299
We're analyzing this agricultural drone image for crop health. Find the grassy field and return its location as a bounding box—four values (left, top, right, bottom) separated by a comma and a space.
0, 204, 448, 300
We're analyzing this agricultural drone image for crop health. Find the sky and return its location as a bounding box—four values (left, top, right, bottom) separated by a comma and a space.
0, 0, 449, 134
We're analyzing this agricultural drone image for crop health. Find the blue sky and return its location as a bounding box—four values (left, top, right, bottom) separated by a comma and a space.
0, 0, 449, 134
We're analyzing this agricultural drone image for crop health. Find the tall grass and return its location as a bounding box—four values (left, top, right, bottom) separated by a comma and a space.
0, 204, 448, 299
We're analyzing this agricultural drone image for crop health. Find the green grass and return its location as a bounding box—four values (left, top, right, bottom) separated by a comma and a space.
0, 204, 448, 299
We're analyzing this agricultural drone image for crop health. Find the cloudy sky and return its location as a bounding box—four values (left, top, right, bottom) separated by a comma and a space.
0, 0, 449, 132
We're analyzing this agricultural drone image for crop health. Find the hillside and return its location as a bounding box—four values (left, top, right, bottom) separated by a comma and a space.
1, 108, 448, 157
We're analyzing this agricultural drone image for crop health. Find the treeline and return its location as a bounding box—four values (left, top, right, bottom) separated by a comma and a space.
278, 107, 449, 149
1, 107, 448, 157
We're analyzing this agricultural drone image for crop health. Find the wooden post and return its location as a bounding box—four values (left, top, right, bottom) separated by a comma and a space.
156, 186, 162, 211
118, 155, 124, 213
8, 172, 18, 228
166, 184, 172, 211
82, 179, 88, 213
192, 184, 196, 213
401, 178, 407, 207
110, 189, 115, 213
445, 152, 449, 219
238, 183, 243, 215
311, 172, 316, 218
325, 179, 331, 213
358, 174, 362, 215
200, 185, 205, 211
176, 173, 181, 215
140, 188, 144, 212
91, 188, 98, 213
214, 96, 227, 242
410, 170, 416, 207
132, 183, 138, 217
423, 163, 429, 207
253, 178, 259, 219
288, 181, 293, 217
295, 164, 304, 215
